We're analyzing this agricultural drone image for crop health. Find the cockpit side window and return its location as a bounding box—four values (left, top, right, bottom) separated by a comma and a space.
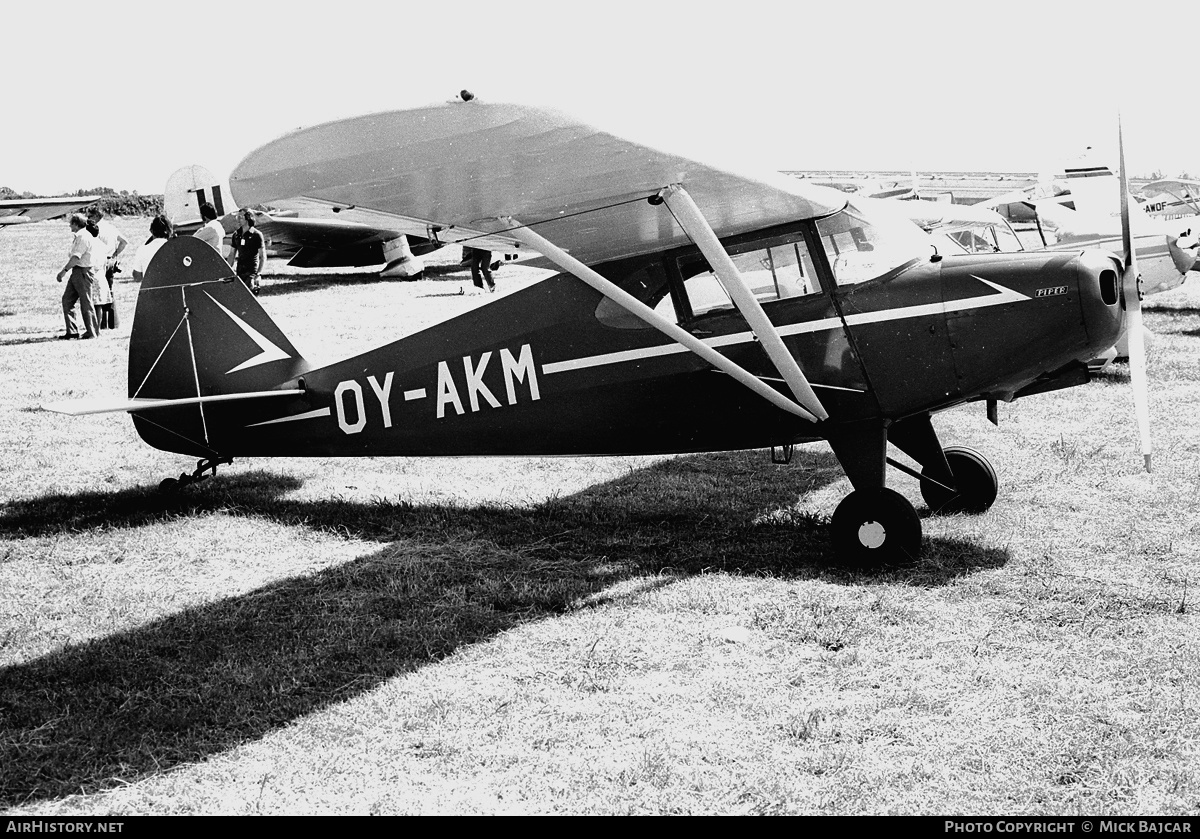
660, 233, 822, 323
948, 228, 997, 253
595, 261, 674, 329
815, 202, 933, 286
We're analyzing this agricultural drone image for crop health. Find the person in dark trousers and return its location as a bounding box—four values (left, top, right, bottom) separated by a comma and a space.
86, 206, 128, 329
56, 214, 101, 339
228, 209, 265, 293
464, 245, 495, 292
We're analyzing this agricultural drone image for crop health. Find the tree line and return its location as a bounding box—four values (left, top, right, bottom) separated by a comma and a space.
0, 186, 163, 216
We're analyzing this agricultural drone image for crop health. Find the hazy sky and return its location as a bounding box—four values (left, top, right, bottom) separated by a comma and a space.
6, 0, 1196, 196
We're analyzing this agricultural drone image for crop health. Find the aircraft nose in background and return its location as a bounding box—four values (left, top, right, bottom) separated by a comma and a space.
1168, 231, 1200, 275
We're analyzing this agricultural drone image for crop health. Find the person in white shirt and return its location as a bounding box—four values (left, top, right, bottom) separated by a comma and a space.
194, 202, 226, 254
86, 219, 114, 328
132, 214, 173, 281
86, 206, 128, 329
55, 214, 100, 339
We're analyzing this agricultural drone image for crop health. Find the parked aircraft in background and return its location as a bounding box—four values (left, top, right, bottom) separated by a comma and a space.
979, 157, 1198, 297
165, 165, 428, 278
891, 200, 1025, 255
165, 165, 529, 279
0, 195, 100, 229
45, 100, 1146, 565
1138, 178, 1200, 221
805, 172, 920, 201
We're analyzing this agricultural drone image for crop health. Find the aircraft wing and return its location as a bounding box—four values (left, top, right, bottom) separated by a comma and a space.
230, 102, 848, 267
0, 195, 100, 226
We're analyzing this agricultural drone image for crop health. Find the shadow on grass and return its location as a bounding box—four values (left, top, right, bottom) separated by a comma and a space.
0, 335, 78, 347
0, 449, 1007, 806
1146, 306, 1200, 318
254, 268, 473, 298
1146, 308, 1200, 337
254, 272, 386, 297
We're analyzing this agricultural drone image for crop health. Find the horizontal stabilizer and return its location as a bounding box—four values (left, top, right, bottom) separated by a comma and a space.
42, 389, 303, 416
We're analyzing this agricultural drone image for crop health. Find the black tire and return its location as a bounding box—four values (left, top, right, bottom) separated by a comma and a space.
920, 446, 998, 514
158, 477, 179, 493
830, 487, 922, 566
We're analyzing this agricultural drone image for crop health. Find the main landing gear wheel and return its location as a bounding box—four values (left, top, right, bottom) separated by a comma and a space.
919, 446, 998, 515
831, 487, 922, 566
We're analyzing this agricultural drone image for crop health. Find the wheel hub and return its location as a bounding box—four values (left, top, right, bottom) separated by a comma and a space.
857, 520, 887, 549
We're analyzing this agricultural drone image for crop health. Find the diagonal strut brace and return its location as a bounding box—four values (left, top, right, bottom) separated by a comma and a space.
660, 184, 828, 421
500, 217, 821, 421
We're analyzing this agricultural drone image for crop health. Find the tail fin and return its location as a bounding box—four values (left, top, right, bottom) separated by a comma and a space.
164, 164, 237, 228
129, 237, 309, 456
1059, 147, 1152, 228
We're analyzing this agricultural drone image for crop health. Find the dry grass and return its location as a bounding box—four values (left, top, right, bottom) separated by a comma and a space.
3, 218, 1200, 815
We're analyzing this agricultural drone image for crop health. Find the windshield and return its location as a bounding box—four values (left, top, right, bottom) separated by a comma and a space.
815, 200, 934, 285
940, 220, 1024, 254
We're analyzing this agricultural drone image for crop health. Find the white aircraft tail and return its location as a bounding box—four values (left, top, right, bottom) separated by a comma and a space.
1059, 147, 1151, 230
164, 165, 237, 227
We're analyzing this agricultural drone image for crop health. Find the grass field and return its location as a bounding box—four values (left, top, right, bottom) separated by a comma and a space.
3, 216, 1200, 815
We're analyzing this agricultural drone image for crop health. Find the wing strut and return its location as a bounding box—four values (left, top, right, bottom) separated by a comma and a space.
500, 218, 821, 422
660, 184, 828, 421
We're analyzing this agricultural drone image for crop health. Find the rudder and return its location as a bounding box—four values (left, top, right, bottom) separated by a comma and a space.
129, 237, 309, 456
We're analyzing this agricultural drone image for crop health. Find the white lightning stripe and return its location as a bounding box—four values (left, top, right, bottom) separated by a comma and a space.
542, 277, 1029, 376
203, 292, 292, 374
760, 376, 866, 393
840, 276, 1029, 327
246, 407, 331, 427
403, 389, 427, 400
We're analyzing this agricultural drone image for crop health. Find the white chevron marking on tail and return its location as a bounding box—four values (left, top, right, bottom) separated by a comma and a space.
203, 291, 291, 374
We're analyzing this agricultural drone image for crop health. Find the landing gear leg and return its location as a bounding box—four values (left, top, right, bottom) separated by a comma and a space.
919, 447, 998, 514
890, 414, 998, 514
827, 421, 922, 565
158, 456, 234, 492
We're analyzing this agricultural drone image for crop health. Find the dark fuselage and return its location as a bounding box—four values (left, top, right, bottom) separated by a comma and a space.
133, 220, 1124, 461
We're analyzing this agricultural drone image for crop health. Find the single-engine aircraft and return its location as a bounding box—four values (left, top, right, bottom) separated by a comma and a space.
43, 100, 1147, 564
0, 195, 100, 229
165, 164, 527, 279
807, 172, 920, 201
1137, 178, 1200, 221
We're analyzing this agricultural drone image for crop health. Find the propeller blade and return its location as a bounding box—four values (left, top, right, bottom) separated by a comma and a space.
1118, 115, 1152, 472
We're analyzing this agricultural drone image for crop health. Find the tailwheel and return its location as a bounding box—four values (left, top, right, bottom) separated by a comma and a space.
156, 456, 233, 494
919, 446, 998, 515
830, 487, 922, 566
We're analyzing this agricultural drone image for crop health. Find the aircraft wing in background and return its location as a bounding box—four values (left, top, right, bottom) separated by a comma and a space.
165, 165, 445, 278
255, 196, 535, 272
0, 195, 100, 227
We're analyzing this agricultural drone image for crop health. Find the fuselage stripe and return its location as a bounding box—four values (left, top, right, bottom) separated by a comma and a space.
542, 277, 1027, 376
247, 407, 332, 427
